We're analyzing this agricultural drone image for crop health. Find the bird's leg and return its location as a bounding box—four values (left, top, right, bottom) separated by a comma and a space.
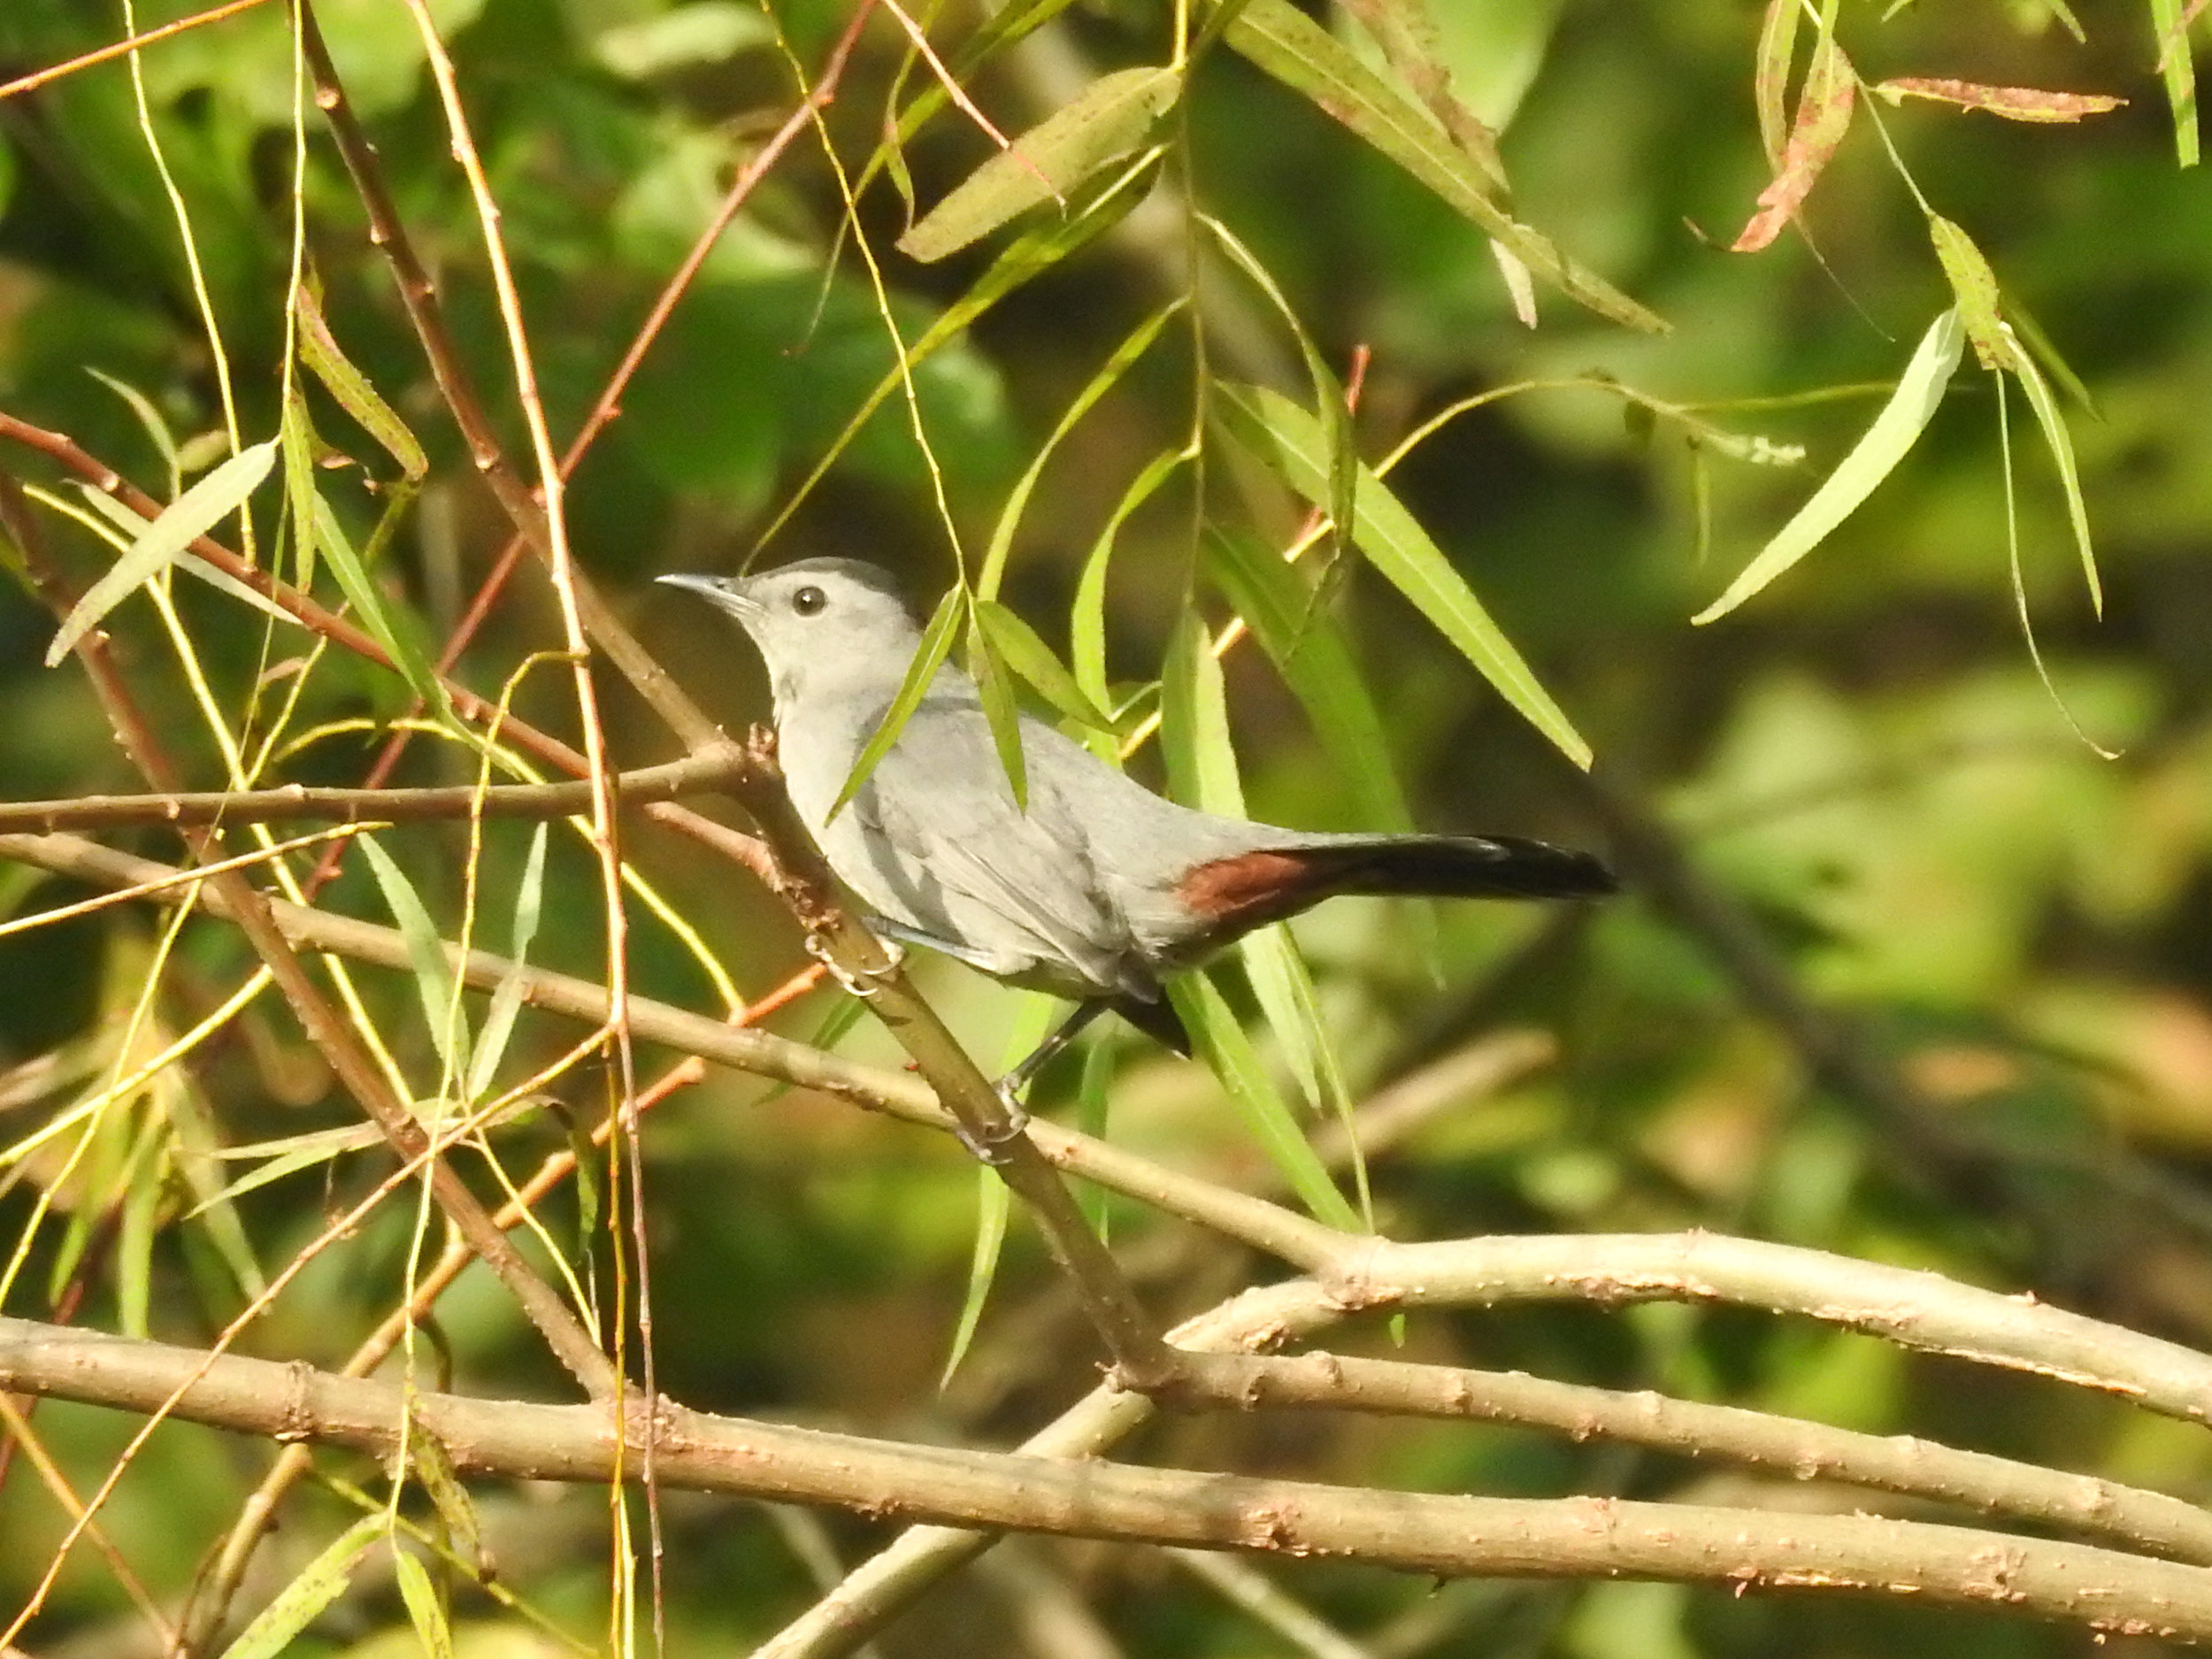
952, 1001, 1110, 1164
1000, 999, 1110, 1102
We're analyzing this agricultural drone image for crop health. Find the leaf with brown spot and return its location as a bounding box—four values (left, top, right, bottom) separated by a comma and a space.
1874, 77, 2125, 122
1732, 35, 1855, 253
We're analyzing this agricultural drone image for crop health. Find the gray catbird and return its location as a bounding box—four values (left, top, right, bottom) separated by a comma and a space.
660, 558, 1615, 1089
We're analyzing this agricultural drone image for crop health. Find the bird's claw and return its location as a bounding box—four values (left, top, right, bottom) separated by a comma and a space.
803, 933, 905, 998
955, 1078, 1032, 1166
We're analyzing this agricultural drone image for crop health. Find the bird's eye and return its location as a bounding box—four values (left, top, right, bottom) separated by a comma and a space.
791, 585, 826, 617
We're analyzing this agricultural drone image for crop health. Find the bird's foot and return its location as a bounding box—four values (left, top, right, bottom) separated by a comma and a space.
803, 933, 905, 998
957, 1084, 1032, 1167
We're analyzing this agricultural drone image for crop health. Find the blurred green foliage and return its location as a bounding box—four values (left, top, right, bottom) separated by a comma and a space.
2, 0, 2211, 1655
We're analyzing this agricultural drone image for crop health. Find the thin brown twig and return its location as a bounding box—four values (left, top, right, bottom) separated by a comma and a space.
0, 405, 780, 884
0, 752, 742, 836
0, 470, 618, 1403
175, 964, 822, 1650
0, 0, 276, 103
300, 0, 876, 900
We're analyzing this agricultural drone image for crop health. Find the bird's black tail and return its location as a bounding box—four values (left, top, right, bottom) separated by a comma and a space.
1291, 833, 1617, 902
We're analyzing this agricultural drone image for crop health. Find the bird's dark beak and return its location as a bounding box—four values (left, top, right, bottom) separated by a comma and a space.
656, 572, 759, 620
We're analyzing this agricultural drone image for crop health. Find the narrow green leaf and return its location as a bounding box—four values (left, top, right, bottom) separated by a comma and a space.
942, 1164, 1010, 1390
1225, 0, 1666, 334
900, 66, 1181, 263
190, 1125, 384, 1216
308, 485, 449, 717
296, 278, 429, 480
1201, 529, 1415, 835
393, 1549, 455, 1659
2148, 0, 2200, 168
70, 484, 302, 629
2003, 320, 2102, 618
1075, 1037, 1116, 1236
409, 1431, 488, 1575
360, 833, 470, 1079
1694, 308, 1965, 625
976, 299, 1184, 600
45, 438, 278, 666
1995, 380, 2116, 757
1239, 926, 1369, 1224
281, 389, 320, 592
1751, 0, 1803, 166
2000, 289, 2101, 419
968, 617, 1029, 810
466, 823, 549, 1101
116, 1116, 165, 1340
757, 152, 1160, 557
1214, 383, 1594, 768
1159, 608, 1240, 817
1928, 216, 2006, 368
833, 586, 964, 818
216, 1515, 383, 1659
1167, 973, 1358, 1229
1201, 217, 1356, 578
974, 599, 1113, 732
87, 368, 183, 488
1071, 449, 1188, 752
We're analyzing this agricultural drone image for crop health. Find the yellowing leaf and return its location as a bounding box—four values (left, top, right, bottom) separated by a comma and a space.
1732, 35, 1856, 253
1928, 216, 2007, 369
1873, 77, 2125, 122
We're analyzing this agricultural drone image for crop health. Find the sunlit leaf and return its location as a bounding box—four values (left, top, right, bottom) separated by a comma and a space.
1873, 77, 2125, 122
1072, 449, 1187, 743
941, 1163, 1010, 1389
976, 299, 1183, 600
1225, 0, 1666, 334
1167, 972, 1359, 1229
967, 615, 1028, 810
593, 3, 774, 79
900, 66, 1181, 263
2004, 320, 2102, 617
44, 438, 278, 666
70, 484, 302, 629
1751, 0, 1803, 166
1214, 383, 1594, 768
2148, 0, 2200, 167
216, 1515, 383, 1659
360, 833, 470, 1079
1732, 32, 1855, 252
974, 599, 1114, 732
1200, 528, 1416, 838
465, 822, 548, 1101
1694, 308, 1965, 624
1928, 216, 2007, 368
393, 1548, 455, 1659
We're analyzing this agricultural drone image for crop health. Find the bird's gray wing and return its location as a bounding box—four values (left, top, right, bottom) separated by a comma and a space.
851, 699, 1146, 997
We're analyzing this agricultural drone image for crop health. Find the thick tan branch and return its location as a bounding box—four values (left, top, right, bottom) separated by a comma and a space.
4, 1315, 2211, 1642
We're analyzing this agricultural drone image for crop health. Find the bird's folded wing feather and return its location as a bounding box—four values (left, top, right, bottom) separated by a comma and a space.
859, 717, 1141, 995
